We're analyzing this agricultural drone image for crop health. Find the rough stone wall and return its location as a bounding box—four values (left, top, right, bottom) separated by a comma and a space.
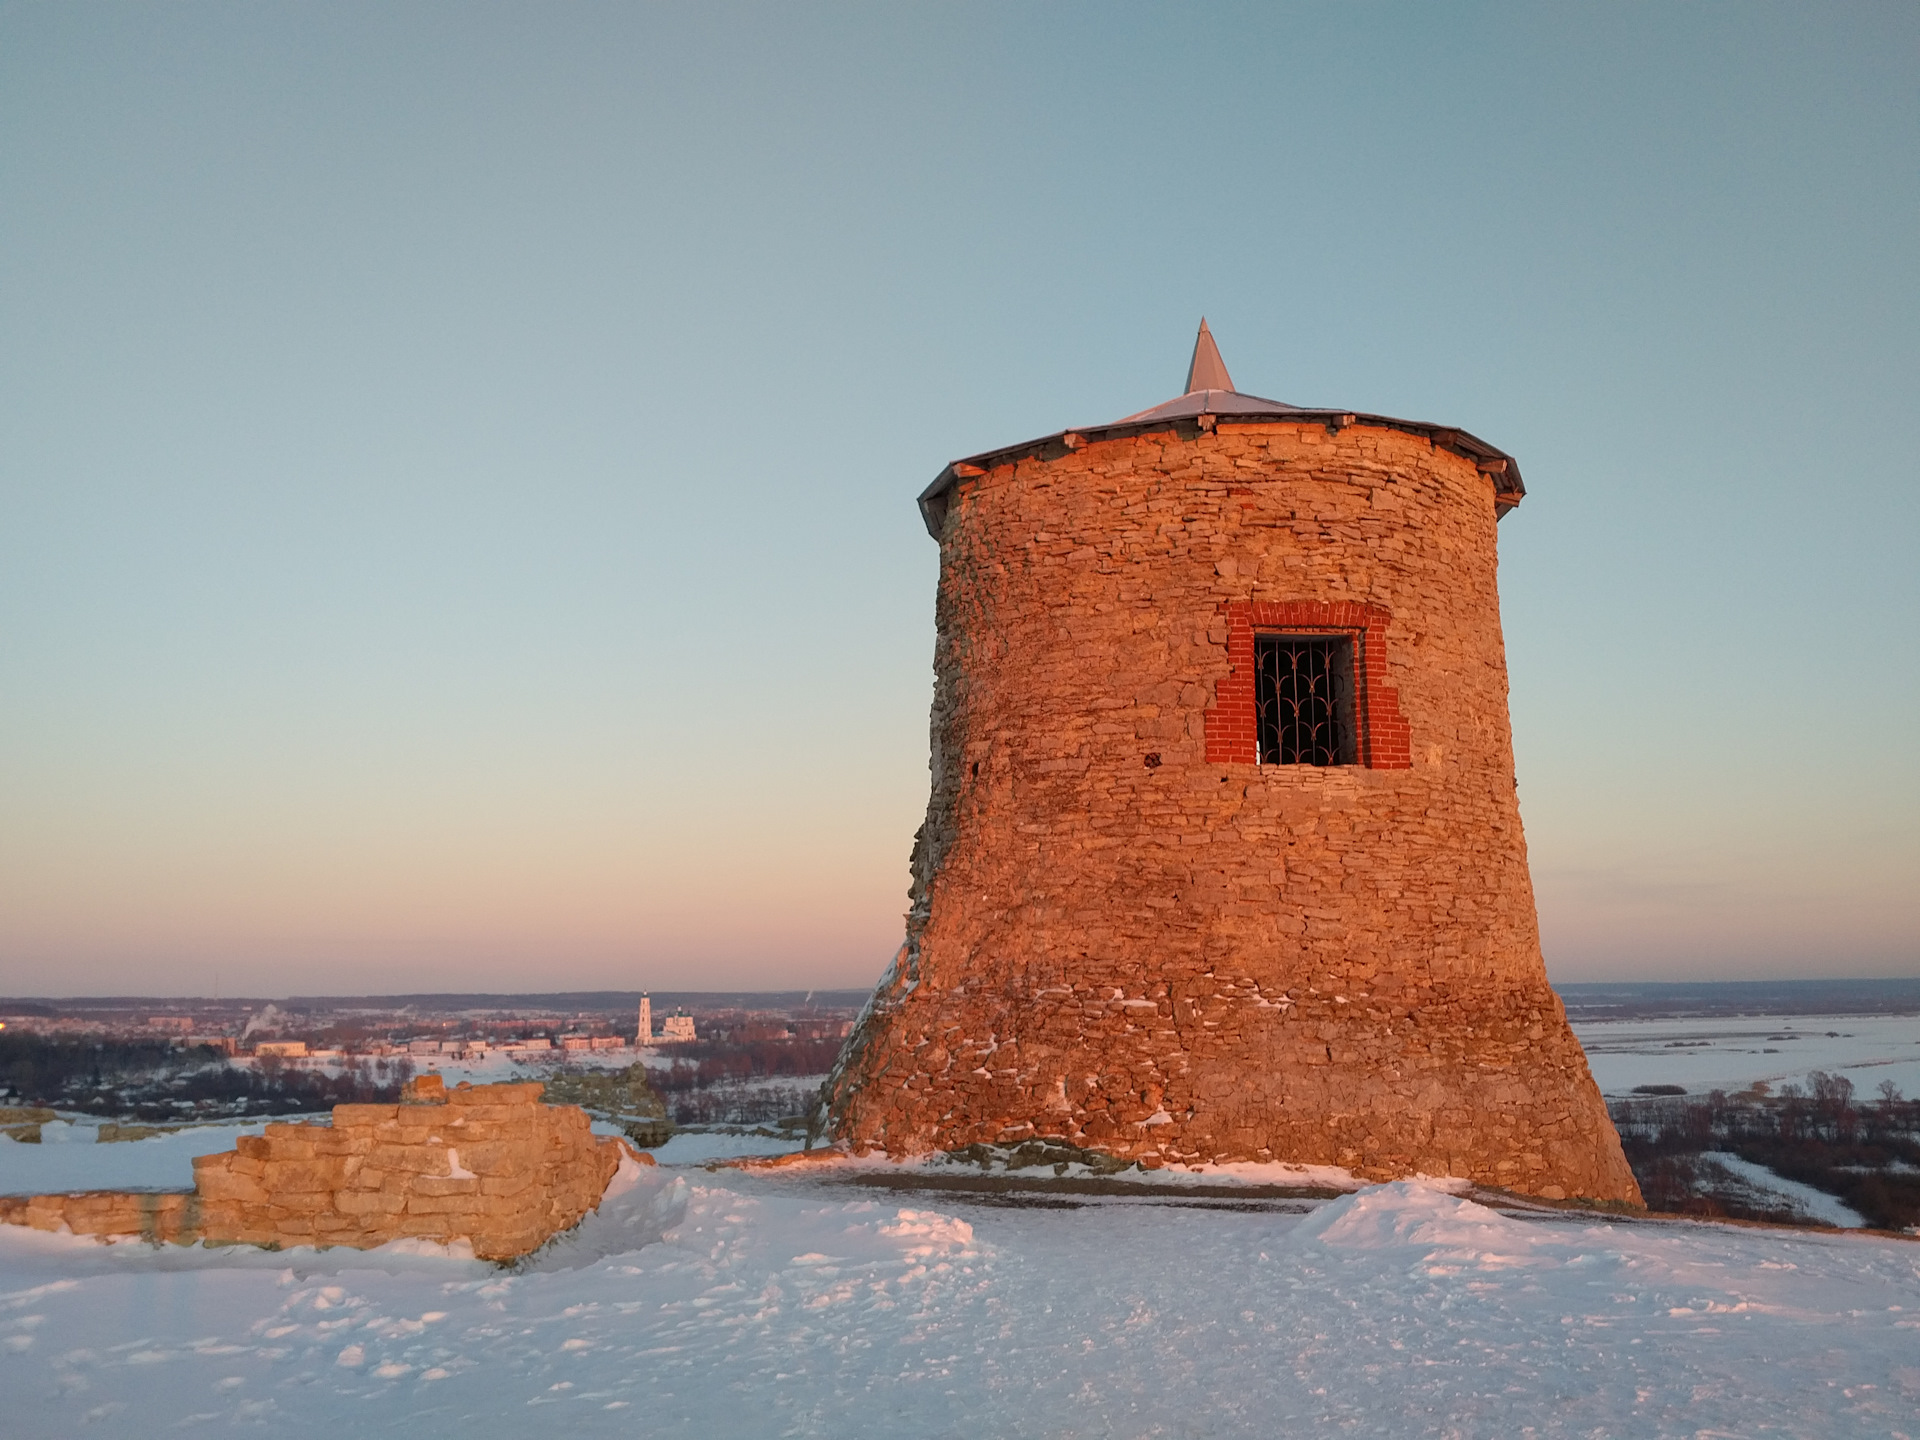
0, 1078, 628, 1260
825, 418, 1641, 1205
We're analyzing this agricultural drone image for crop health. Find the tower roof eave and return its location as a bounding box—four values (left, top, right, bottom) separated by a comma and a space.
916, 397, 1526, 539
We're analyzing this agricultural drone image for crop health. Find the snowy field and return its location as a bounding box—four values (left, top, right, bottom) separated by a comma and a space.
643, 1129, 808, 1166
1695, 1151, 1870, 1229
0, 1121, 290, 1195
1572, 1013, 1920, 1099
5, 1158, 1920, 1437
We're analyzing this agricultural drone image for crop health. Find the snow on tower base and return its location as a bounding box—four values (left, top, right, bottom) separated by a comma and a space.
823, 325, 1642, 1206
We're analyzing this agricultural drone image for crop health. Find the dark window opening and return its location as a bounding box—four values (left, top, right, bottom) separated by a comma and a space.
1255, 635, 1357, 766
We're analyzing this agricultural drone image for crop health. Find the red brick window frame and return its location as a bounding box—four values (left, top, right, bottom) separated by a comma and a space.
1203, 601, 1411, 769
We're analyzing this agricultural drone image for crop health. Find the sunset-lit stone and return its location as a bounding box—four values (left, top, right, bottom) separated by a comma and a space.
825, 331, 1642, 1206
0, 1080, 627, 1259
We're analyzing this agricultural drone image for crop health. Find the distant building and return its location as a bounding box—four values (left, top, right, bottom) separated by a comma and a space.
254, 1040, 308, 1058
241, 1004, 285, 1041
559, 1035, 595, 1052
658, 1012, 696, 1043
637, 994, 653, 1045
794, 1019, 854, 1041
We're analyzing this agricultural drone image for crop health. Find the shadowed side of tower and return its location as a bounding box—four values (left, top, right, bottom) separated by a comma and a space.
824, 325, 1641, 1206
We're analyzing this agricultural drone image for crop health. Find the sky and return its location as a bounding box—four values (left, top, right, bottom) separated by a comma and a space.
1, 3, 1915, 996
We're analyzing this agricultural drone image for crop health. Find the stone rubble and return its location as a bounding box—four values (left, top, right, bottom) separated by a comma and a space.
0, 1076, 630, 1260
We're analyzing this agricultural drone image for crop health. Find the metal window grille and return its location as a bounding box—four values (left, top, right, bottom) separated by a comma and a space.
1255, 635, 1357, 766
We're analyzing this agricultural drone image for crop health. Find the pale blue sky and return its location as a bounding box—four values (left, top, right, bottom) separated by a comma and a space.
2, 3, 1915, 994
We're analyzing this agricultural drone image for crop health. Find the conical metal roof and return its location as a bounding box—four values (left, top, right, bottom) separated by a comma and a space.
1115, 318, 1307, 425
1185, 318, 1234, 392
918, 321, 1524, 536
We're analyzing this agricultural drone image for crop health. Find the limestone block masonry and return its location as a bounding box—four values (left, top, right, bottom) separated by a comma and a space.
825, 411, 1643, 1206
0, 1078, 630, 1260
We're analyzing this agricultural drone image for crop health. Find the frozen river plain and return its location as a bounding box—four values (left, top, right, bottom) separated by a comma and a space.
1572, 1012, 1920, 1101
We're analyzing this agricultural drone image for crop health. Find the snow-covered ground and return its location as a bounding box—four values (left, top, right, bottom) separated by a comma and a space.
640, 1130, 808, 1166
0, 1121, 286, 1195
1697, 1151, 1870, 1228
5, 1159, 1920, 1437
8, 1021, 1920, 1432
1572, 1012, 1920, 1098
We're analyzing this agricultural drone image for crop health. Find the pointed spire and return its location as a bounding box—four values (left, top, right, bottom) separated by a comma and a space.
1184, 318, 1234, 394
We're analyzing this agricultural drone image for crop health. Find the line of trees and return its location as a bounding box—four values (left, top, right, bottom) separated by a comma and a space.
0, 1033, 410, 1120
649, 1037, 844, 1094
635, 1036, 841, 1126
1611, 1073, 1920, 1230
665, 1083, 818, 1127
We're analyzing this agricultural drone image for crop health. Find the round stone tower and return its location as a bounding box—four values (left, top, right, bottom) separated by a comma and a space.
825, 322, 1640, 1205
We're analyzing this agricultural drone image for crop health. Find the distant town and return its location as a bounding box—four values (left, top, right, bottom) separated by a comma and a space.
0, 990, 870, 1130
0, 990, 865, 1055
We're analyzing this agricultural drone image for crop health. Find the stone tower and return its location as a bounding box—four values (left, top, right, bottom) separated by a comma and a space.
824, 322, 1640, 1205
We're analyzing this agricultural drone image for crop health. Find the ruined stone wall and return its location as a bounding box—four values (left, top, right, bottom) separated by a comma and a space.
826, 418, 1641, 1205
0, 1078, 628, 1260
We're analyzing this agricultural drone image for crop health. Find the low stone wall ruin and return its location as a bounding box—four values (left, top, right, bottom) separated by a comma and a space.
0, 1077, 631, 1261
